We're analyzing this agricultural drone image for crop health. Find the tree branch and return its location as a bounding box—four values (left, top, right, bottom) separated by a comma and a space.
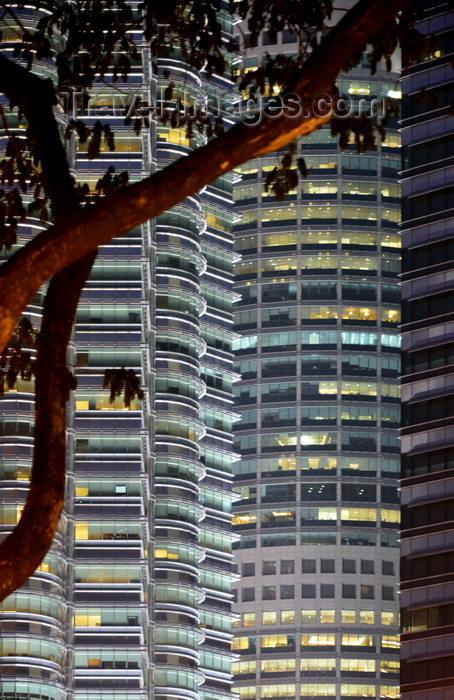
0, 53, 77, 219
0, 0, 411, 354
0, 49, 88, 598
0, 251, 96, 601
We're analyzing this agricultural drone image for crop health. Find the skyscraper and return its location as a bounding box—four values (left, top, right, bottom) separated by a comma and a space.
400, 2, 454, 698
231, 13, 401, 700
0, 6, 238, 700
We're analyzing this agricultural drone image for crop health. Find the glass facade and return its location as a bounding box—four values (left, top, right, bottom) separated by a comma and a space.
400, 3, 454, 699
231, 12, 401, 700
0, 6, 237, 700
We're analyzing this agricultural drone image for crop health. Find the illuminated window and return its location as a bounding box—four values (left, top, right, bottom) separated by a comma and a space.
301, 306, 338, 320
382, 308, 400, 323
303, 156, 338, 170
262, 232, 297, 248
341, 255, 378, 271
341, 634, 375, 647
235, 235, 257, 252
342, 332, 377, 347
301, 634, 335, 646
262, 611, 277, 626
262, 433, 298, 449
342, 457, 377, 473
380, 660, 400, 674
261, 634, 293, 649
382, 635, 399, 649
238, 687, 256, 700
342, 205, 378, 221
302, 200, 338, 217
260, 685, 295, 698
234, 184, 258, 201
243, 613, 256, 627
345, 81, 372, 94
301, 331, 337, 346
340, 685, 375, 697
381, 184, 400, 198
341, 406, 377, 422
300, 684, 336, 696
342, 231, 377, 246
360, 610, 374, 625
232, 637, 255, 651
381, 509, 400, 524
235, 260, 258, 277
261, 509, 296, 526
262, 207, 297, 223
341, 508, 377, 522
341, 610, 356, 624
340, 659, 375, 673
301, 610, 316, 624
75, 522, 89, 540
341, 381, 377, 396
300, 433, 337, 447
382, 133, 402, 147
300, 658, 336, 673
381, 233, 401, 248
382, 208, 401, 223
261, 659, 296, 673
301, 507, 337, 522
379, 686, 400, 699
74, 612, 102, 627
381, 611, 395, 626
157, 127, 191, 147
154, 549, 179, 560
342, 182, 377, 196
301, 457, 337, 471
261, 258, 297, 274
305, 181, 338, 195
301, 231, 337, 245
232, 661, 257, 675
301, 254, 337, 270
237, 210, 258, 227
232, 512, 257, 527
320, 610, 335, 624
341, 307, 378, 321
281, 610, 295, 625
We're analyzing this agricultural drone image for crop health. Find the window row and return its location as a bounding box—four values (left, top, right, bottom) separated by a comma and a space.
234, 432, 400, 456
233, 507, 400, 529
234, 482, 399, 505
238, 584, 395, 602
232, 456, 400, 479
234, 231, 401, 251
234, 609, 396, 628
232, 632, 399, 651
234, 206, 401, 228
235, 152, 399, 175
234, 331, 401, 352
234, 531, 399, 549
237, 684, 399, 698
234, 379, 400, 401
236, 407, 400, 429
234, 306, 400, 325
236, 259, 400, 290
233, 657, 399, 675
240, 558, 395, 577
234, 181, 400, 201
234, 356, 401, 380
